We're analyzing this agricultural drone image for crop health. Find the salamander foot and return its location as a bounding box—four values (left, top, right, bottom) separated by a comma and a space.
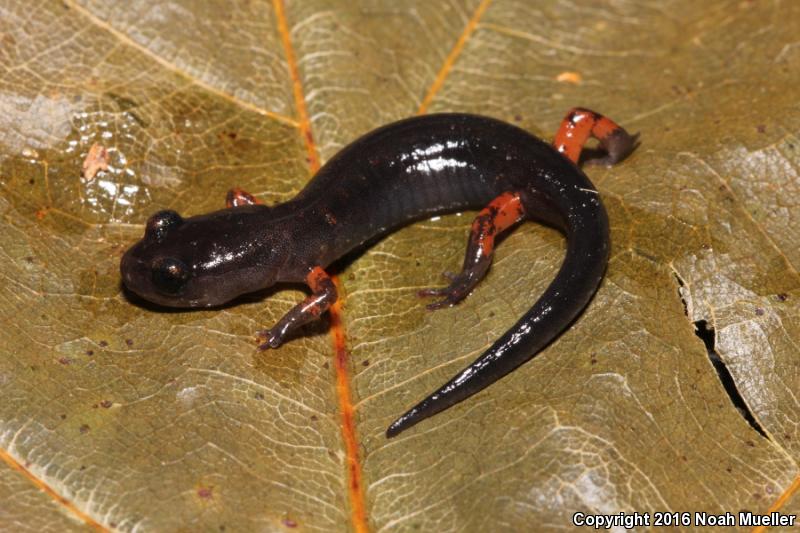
418, 271, 477, 310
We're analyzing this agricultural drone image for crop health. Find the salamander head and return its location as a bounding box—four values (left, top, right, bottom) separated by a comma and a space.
120, 207, 286, 307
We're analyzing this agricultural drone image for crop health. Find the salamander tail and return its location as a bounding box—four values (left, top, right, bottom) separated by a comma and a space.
386, 187, 610, 438
386, 394, 448, 438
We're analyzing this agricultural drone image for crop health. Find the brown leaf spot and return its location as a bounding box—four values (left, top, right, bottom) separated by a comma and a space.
99, 400, 113, 409
1, 33, 15, 48
82, 143, 110, 180
79, 424, 90, 434
556, 71, 582, 84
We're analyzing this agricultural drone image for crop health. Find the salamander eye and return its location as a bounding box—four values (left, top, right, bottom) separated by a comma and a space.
151, 257, 190, 295
145, 210, 183, 243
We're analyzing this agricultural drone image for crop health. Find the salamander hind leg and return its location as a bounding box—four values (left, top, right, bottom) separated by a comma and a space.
257, 267, 337, 349
226, 187, 263, 208
553, 107, 639, 166
418, 192, 525, 311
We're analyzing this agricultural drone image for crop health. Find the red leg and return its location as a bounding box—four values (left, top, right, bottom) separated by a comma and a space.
257, 267, 337, 349
226, 187, 263, 208
553, 107, 638, 166
419, 192, 525, 310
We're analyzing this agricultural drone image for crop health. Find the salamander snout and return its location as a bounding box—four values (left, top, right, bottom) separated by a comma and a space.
119, 246, 141, 289
120, 242, 194, 307
120, 206, 283, 308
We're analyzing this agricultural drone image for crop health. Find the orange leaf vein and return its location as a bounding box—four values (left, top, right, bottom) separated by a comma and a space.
271, 2, 366, 532
0, 446, 109, 531
418, 0, 493, 114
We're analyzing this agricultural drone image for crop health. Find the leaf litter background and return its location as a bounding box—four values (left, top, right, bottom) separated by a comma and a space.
1, 0, 800, 531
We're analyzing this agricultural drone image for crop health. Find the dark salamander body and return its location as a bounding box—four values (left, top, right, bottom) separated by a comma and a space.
121, 110, 637, 437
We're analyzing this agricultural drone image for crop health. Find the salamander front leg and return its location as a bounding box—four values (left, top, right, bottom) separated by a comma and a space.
419, 192, 525, 310
553, 107, 639, 166
226, 187, 262, 208
257, 267, 337, 350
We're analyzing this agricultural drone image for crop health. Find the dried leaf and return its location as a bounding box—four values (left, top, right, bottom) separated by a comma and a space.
1, 0, 799, 531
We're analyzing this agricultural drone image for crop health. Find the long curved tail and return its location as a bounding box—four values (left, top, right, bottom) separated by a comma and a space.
386, 202, 609, 438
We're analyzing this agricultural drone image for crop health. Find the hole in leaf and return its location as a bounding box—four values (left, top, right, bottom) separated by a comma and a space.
694, 319, 768, 439
672, 272, 689, 316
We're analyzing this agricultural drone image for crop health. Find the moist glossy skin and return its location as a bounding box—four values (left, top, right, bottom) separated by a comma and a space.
121, 112, 635, 437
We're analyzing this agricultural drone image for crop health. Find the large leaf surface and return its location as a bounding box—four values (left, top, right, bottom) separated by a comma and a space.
1, 0, 799, 531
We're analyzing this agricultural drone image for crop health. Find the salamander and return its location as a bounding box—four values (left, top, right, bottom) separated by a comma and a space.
120, 108, 637, 437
